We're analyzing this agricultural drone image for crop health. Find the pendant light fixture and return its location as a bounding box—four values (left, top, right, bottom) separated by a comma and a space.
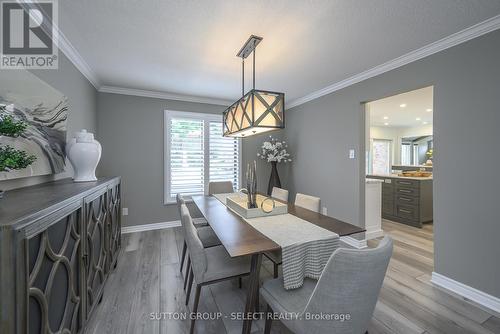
223, 35, 285, 137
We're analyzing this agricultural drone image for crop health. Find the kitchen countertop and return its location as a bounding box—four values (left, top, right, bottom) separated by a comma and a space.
367, 174, 433, 181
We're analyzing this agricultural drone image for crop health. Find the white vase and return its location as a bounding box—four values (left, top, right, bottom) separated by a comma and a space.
67, 129, 102, 182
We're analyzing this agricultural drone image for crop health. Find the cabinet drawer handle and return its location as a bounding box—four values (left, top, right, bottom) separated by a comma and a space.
399, 208, 412, 214
399, 197, 412, 201
399, 189, 412, 193
399, 181, 412, 185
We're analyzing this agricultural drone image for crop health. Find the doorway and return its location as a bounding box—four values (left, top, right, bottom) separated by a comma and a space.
363, 86, 434, 270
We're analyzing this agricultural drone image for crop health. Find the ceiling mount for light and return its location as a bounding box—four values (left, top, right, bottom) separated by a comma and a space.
223, 35, 285, 137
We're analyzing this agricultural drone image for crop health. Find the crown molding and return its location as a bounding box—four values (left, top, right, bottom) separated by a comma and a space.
99, 85, 232, 106
16, 0, 100, 88
56, 29, 101, 89
287, 14, 500, 109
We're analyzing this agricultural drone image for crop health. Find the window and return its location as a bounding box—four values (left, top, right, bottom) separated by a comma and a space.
401, 143, 411, 165
164, 110, 240, 203
412, 143, 419, 165
372, 139, 392, 175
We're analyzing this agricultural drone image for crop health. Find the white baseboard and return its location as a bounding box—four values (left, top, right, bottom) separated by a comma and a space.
340, 236, 368, 249
431, 272, 500, 313
365, 229, 384, 240
122, 220, 181, 234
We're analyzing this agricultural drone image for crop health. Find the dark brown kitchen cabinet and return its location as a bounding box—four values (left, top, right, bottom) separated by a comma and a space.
0, 177, 121, 334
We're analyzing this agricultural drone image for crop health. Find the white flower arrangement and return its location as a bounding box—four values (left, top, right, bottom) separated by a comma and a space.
257, 136, 292, 163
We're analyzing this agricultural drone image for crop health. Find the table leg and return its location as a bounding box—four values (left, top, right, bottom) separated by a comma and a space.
242, 253, 262, 334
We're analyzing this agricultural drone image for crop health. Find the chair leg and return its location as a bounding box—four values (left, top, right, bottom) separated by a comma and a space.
180, 241, 187, 273
190, 285, 202, 334
238, 277, 242, 289
185, 268, 194, 306
183, 257, 191, 291
273, 263, 279, 279
264, 304, 273, 334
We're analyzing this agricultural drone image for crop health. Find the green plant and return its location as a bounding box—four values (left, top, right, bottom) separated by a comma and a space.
0, 104, 37, 172
0, 113, 28, 136
0, 145, 36, 172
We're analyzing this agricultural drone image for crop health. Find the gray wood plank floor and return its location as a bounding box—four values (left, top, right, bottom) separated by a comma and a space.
84, 220, 499, 334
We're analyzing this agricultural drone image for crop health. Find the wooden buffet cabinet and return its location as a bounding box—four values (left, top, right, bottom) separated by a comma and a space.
0, 177, 121, 334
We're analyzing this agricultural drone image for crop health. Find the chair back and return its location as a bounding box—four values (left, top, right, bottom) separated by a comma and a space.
180, 204, 207, 281
294, 193, 321, 212
208, 181, 234, 195
176, 193, 185, 222
302, 236, 393, 334
271, 187, 289, 202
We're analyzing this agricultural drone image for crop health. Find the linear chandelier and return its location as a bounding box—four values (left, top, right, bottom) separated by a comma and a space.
223, 35, 285, 137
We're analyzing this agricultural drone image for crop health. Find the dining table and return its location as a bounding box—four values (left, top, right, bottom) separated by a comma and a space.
191, 194, 365, 334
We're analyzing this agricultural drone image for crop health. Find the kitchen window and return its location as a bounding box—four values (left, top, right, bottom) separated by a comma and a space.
164, 110, 240, 203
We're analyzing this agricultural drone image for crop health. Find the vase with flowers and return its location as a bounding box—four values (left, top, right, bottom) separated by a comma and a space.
257, 136, 292, 195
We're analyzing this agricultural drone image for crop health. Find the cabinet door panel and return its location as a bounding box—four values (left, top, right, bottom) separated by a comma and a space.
84, 189, 108, 318
27, 207, 82, 334
106, 182, 121, 271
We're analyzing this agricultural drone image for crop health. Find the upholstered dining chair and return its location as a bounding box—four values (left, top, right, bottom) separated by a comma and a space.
180, 204, 251, 334
176, 194, 221, 286
294, 193, 321, 212
261, 236, 393, 334
208, 181, 234, 195
271, 186, 289, 202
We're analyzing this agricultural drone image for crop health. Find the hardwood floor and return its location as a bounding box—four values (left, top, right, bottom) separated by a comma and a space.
85, 220, 499, 334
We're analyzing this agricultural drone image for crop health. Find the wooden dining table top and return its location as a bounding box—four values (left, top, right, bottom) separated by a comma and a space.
191, 195, 365, 258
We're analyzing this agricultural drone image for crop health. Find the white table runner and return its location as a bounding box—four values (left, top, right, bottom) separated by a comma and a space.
213, 193, 339, 289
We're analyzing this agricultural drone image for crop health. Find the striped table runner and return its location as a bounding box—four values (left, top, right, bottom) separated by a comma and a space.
213, 193, 339, 289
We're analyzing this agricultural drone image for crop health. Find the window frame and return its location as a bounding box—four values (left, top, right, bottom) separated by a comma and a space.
164, 110, 241, 204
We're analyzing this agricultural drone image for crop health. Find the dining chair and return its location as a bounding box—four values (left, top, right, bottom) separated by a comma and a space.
208, 181, 234, 195
271, 186, 289, 202
294, 193, 321, 212
264, 192, 321, 278
176, 194, 221, 282
261, 236, 393, 334
180, 204, 251, 334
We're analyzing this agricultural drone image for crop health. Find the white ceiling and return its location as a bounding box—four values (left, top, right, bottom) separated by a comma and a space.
58, 1, 500, 105
368, 86, 433, 127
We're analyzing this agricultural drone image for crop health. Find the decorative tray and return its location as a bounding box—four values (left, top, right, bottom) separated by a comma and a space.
226, 194, 288, 219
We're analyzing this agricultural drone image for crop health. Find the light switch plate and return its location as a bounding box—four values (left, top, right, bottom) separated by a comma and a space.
349, 149, 355, 159
122, 208, 129, 216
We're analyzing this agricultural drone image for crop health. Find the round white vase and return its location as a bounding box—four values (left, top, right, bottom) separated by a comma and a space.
67, 129, 102, 182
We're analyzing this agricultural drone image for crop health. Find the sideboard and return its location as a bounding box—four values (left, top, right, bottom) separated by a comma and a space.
0, 177, 121, 334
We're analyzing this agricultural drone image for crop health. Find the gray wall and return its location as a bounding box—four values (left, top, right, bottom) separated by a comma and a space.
285, 30, 500, 298
97, 93, 229, 226
0, 53, 97, 191
97, 92, 287, 227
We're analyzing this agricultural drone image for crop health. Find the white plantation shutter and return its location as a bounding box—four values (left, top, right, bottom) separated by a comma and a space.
209, 121, 239, 190
169, 118, 204, 198
165, 111, 240, 203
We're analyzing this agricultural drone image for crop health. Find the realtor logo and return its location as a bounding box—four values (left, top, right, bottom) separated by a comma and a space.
1, 0, 58, 69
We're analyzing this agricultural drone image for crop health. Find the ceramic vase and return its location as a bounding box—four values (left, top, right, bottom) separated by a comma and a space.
267, 161, 281, 195
67, 129, 101, 182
